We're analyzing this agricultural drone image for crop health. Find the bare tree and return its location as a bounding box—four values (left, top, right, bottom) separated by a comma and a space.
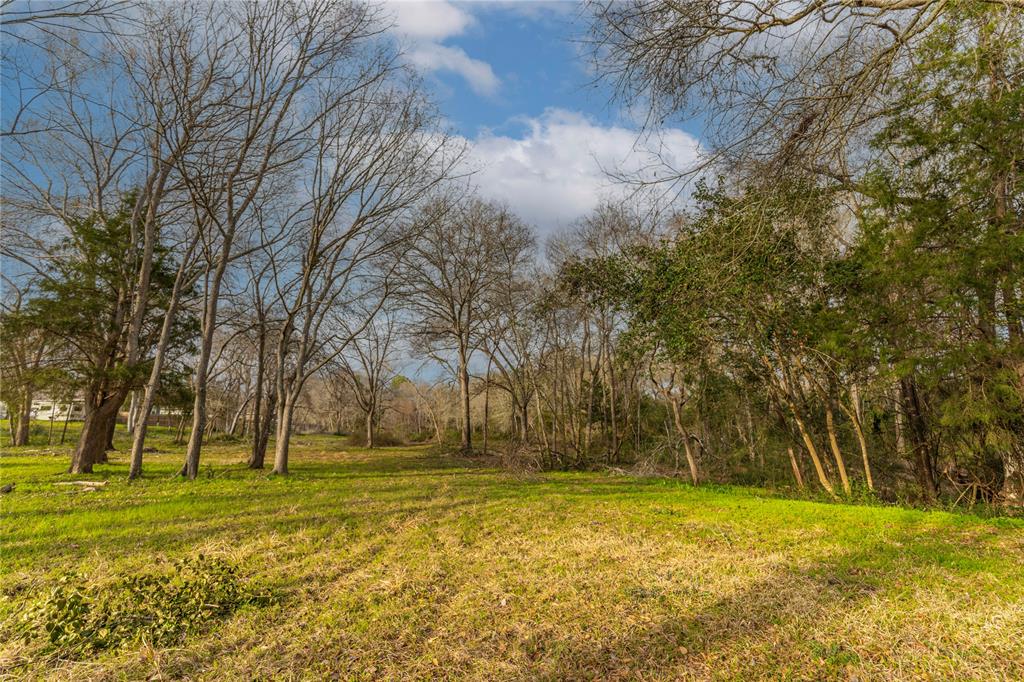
408, 375, 458, 446
260, 72, 459, 475
398, 198, 535, 453
174, 0, 405, 479
241, 251, 280, 470
1, 42, 131, 471
0, 279, 53, 446
648, 361, 700, 485
337, 310, 400, 448
1, 1, 138, 140
124, 2, 246, 478
477, 233, 540, 446
1, 0, 134, 33
586, 0, 1024, 189
3, 1, 240, 473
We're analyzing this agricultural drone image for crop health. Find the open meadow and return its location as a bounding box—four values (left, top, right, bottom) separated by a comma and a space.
3, 1, 1024, 679
1, 426, 1022, 681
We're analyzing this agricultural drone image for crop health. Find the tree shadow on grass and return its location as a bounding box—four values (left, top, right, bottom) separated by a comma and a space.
518, 528, 1020, 681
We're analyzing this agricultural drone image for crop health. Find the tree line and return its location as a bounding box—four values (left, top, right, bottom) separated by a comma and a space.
1, 0, 1021, 506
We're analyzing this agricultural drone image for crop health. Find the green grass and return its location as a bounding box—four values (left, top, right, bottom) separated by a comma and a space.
2, 426, 1023, 680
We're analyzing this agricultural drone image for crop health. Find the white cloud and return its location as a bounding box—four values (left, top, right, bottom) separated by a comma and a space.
406, 43, 499, 96
389, 0, 473, 41
465, 109, 701, 232
382, 0, 500, 97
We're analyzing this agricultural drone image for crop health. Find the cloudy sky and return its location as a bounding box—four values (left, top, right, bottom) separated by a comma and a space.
383, 0, 703, 234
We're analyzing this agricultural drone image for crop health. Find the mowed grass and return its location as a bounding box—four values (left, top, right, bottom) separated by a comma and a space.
1, 427, 1023, 681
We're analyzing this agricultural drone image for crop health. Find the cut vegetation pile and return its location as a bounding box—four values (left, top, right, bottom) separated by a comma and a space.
1, 430, 1022, 680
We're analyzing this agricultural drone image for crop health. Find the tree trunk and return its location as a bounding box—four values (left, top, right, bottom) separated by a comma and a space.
174, 414, 187, 445
535, 386, 550, 453
585, 330, 597, 455
250, 391, 275, 469
893, 381, 906, 457
228, 395, 251, 436
129, 263, 190, 479
577, 323, 590, 455
432, 410, 443, 445
60, 405, 72, 445
70, 392, 123, 473
635, 380, 642, 454
1002, 448, 1024, 506
483, 356, 491, 455
70, 409, 106, 473
250, 329, 266, 467
766, 353, 834, 498
482, 387, 489, 455
183, 387, 207, 479
839, 400, 873, 491
824, 403, 851, 495
788, 446, 805, 488
458, 342, 472, 452
520, 395, 529, 442
680, 433, 699, 486
668, 397, 699, 485
183, 247, 230, 480
240, 404, 249, 438
745, 403, 763, 471
273, 395, 295, 475
899, 376, 937, 501
790, 406, 835, 497
365, 406, 375, 449
605, 331, 619, 461
14, 392, 31, 447
126, 390, 140, 436
103, 409, 117, 452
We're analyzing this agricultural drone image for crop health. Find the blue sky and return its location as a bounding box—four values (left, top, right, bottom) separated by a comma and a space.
392, 2, 608, 133
384, 1, 703, 234
0, 0, 703, 237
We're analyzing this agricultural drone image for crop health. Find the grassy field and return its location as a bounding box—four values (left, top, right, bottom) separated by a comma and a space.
1, 427, 1023, 681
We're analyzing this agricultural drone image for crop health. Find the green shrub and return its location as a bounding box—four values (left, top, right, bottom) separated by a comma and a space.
19, 555, 275, 657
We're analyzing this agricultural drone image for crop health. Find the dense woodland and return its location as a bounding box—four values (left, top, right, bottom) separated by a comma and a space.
1, 0, 1022, 507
